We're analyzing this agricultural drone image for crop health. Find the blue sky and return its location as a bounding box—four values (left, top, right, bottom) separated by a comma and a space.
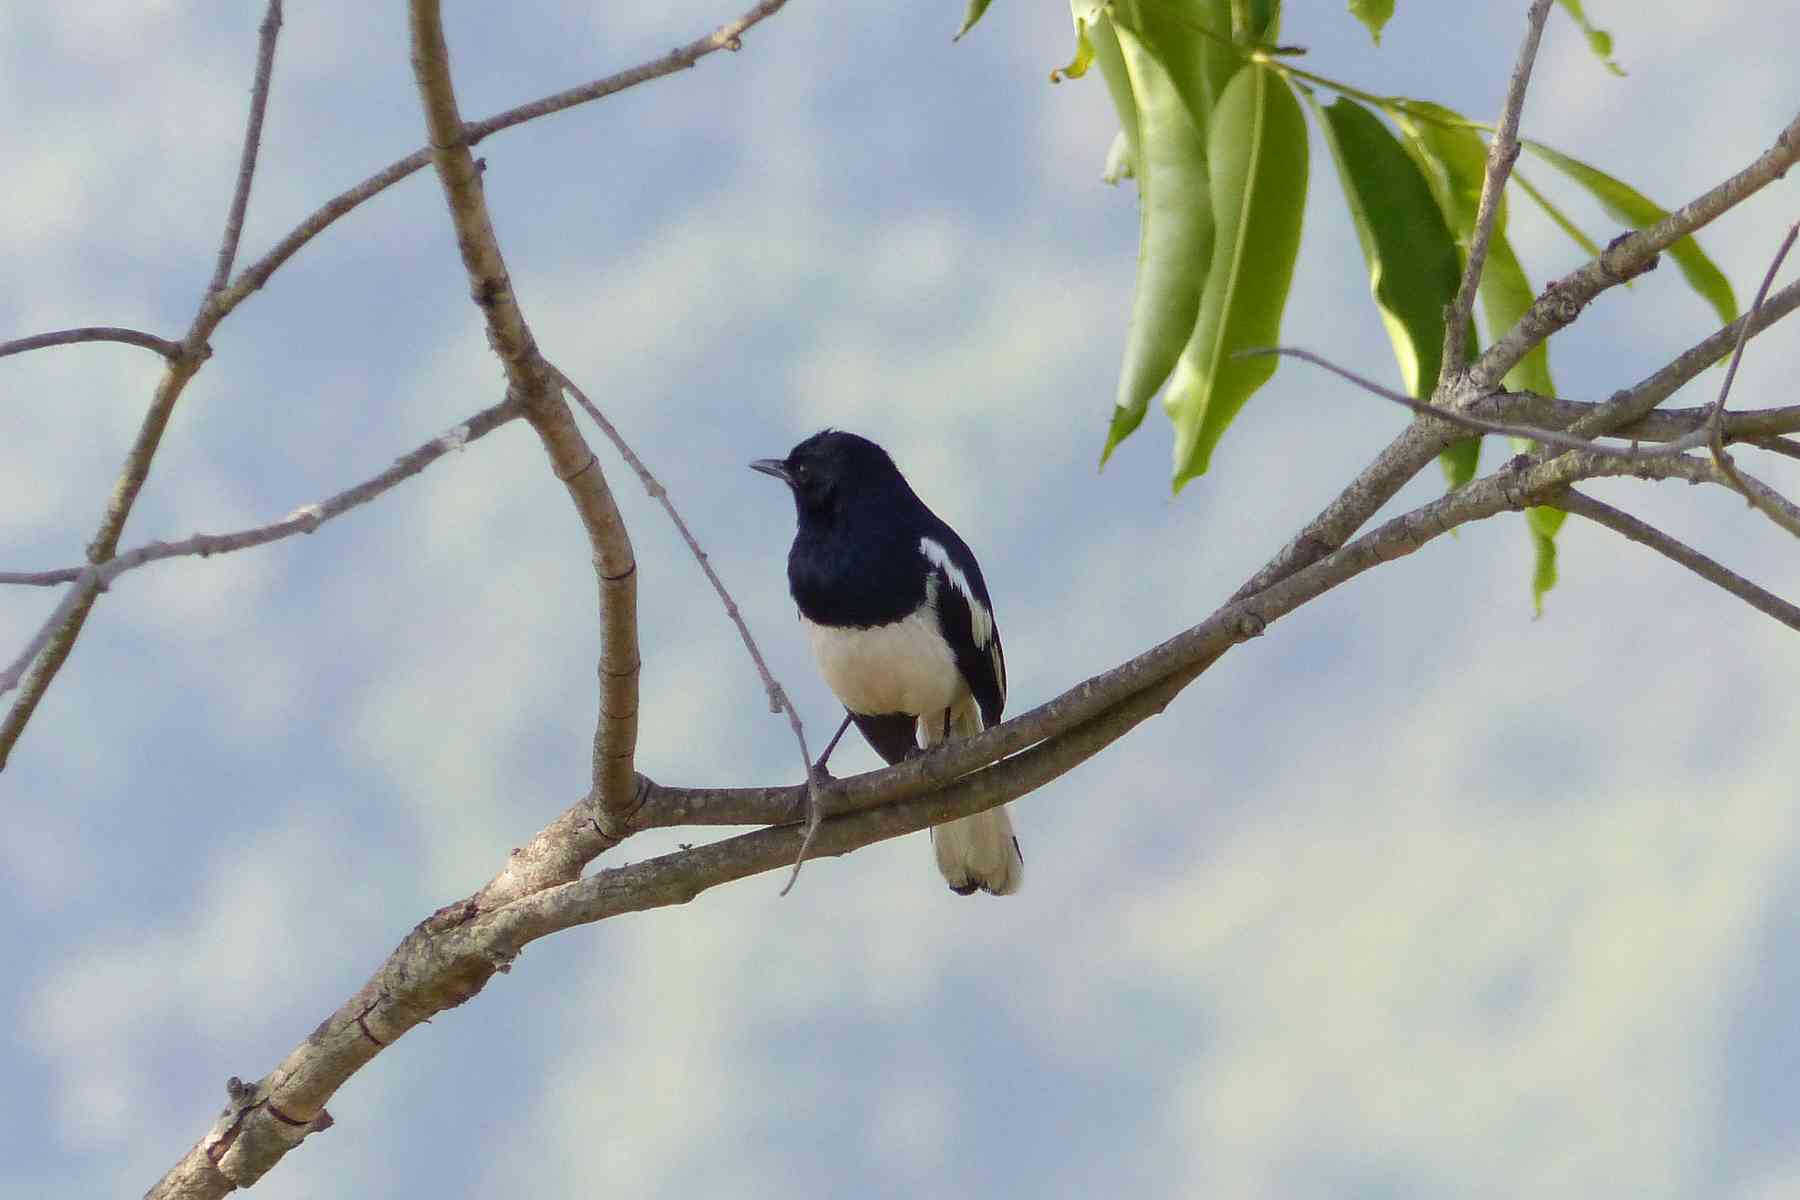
3, 2, 1800, 1196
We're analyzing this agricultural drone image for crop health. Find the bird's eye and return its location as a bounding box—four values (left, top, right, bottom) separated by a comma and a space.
792, 462, 812, 484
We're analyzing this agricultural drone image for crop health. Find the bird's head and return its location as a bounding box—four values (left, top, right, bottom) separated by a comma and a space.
751, 429, 902, 520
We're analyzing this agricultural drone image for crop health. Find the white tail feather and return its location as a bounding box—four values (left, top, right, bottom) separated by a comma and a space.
920, 697, 1023, 896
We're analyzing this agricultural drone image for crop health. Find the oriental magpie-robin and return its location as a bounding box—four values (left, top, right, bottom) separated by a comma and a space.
752, 430, 1022, 896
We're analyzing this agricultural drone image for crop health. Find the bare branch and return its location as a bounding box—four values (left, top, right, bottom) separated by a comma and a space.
0, 399, 515, 595
1437, 0, 1553, 395
149, 333, 1800, 1197
207, 0, 284, 295
210, 0, 791, 324
461, 0, 789, 145
1566, 277, 1800, 441
0, 326, 183, 362
0, 10, 297, 768
548, 366, 823, 889
0, 352, 204, 769
408, 1, 640, 825
1558, 489, 1800, 631
1748, 435, 1800, 462
1706, 222, 1800, 531
1488, 395, 1800, 446
1253, 346, 1706, 458
1473, 110, 1800, 393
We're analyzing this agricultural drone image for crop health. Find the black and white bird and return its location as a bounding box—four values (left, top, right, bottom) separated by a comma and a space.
752, 430, 1022, 896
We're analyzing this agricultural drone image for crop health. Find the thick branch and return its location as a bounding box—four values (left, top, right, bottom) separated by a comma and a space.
408, 3, 639, 827
1472, 110, 1800, 392
144, 332, 1800, 1199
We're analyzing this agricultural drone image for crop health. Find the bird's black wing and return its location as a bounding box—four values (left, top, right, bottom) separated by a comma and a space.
918, 532, 1005, 727
849, 711, 920, 766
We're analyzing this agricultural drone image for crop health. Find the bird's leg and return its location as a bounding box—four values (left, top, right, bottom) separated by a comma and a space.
812, 712, 854, 780
781, 715, 851, 899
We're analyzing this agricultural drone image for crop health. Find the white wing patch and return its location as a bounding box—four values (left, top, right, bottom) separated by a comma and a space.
919, 536, 992, 648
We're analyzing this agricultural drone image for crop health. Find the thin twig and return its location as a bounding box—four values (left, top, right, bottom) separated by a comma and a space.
0, 10, 292, 769
1250, 345, 1725, 461
1567, 277, 1800, 441
0, 326, 183, 362
1558, 489, 1800, 631
0, 403, 518, 697
210, 0, 791, 323
547, 367, 823, 893
1706, 221, 1800, 530
1437, 0, 1554, 395
0, 353, 203, 769
208, 0, 284, 295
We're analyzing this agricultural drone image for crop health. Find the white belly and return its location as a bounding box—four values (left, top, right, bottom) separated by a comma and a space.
802, 610, 962, 717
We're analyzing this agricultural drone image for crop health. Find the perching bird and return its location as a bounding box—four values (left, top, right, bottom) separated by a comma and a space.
752, 430, 1022, 896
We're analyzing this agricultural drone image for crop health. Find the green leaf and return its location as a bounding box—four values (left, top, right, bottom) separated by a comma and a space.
1246, 0, 1279, 41
1511, 169, 1604, 260
953, 0, 993, 42
1079, 7, 1140, 169
1390, 101, 1489, 236
1554, 0, 1625, 75
1348, 0, 1394, 45
1163, 64, 1308, 490
1102, 19, 1217, 463
1117, 0, 1240, 154
1526, 503, 1567, 617
1314, 95, 1460, 399
1525, 140, 1738, 326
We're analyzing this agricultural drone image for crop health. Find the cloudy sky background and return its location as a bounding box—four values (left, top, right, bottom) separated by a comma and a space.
3, 1, 1799, 1195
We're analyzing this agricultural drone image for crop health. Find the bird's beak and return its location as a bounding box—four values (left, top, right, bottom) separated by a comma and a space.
749, 458, 793, 484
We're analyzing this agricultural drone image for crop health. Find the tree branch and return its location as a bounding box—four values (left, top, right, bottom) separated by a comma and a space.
0, 9, 294, 769
1565, 277, 1800, 441
1437, 0, 1553, 395
145, 307, 1800, 1197
1256, 341, 1800, 463
207, 0, 284, 295
1705, 222, 1800, 532
549, 368, 823, 881
408, 1, 640, 827
0, 326, 182, 362
1557, 489, 1800, 631
208, 0, 790, 324
0, 349, 205, 769
1485, 394, 1800, 446
0, 402, 514, 615
1472, 109, 1800, 393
